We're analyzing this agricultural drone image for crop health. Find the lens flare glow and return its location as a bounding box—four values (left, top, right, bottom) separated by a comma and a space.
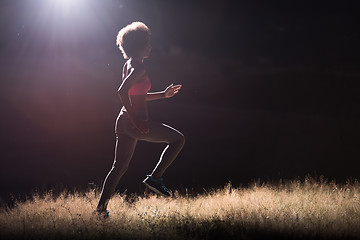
52, 0, 85, 10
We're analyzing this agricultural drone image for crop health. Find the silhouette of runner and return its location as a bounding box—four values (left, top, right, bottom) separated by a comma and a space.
96, 22, 185, 217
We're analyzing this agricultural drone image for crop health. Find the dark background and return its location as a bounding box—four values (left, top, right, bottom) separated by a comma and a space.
1, 0, 359, 203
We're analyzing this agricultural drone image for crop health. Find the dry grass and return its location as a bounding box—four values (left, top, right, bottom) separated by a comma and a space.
1, 177, 360, 240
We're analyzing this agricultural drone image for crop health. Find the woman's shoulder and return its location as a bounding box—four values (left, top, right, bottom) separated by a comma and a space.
123, 59, 146, 80
128, 59, 145, 71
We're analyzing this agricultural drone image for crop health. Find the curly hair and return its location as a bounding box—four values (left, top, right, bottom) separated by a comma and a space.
116, 22, 151, 59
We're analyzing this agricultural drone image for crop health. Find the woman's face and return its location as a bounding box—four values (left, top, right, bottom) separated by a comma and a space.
143, 41, 152, 58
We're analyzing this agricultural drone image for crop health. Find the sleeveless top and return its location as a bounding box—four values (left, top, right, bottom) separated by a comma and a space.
128, 75, 151, 95
119, 74, 151, 121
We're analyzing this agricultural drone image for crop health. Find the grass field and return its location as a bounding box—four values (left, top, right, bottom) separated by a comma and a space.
1, 177, 360, 240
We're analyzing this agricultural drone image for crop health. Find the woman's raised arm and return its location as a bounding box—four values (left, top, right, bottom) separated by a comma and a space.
145, 84, 182, 101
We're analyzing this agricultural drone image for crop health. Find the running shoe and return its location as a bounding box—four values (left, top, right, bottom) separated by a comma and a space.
94, 209, 110, 220
142, 175, 171, 197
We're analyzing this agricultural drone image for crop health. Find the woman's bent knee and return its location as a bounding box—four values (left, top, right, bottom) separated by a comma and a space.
177, 133, 185, 148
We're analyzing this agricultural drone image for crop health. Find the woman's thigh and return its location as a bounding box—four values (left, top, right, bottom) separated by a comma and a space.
119, 117, 184, 144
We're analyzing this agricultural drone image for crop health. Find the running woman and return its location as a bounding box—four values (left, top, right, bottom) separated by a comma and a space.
96, 22, 185, 216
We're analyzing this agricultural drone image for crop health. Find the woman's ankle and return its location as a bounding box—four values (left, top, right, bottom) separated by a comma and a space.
96, 206, 107, 212
151, 174, 162, 179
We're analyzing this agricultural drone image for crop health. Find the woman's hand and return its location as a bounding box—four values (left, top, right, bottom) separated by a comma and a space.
163, 84, 182, 98
130, 117, 150, 134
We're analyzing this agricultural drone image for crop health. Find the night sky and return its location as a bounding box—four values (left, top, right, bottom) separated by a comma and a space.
1, 0, 360, 203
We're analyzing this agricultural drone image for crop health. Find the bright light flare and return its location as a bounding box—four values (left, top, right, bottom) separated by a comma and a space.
52, 0, 85, 11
